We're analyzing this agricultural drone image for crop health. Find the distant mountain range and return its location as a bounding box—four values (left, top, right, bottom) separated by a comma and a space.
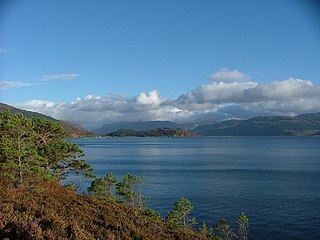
94, 119, 217, 135
192, 113, 320, 136
2, 102, 319, 137
0, 103, 94, 138
95, 114, 320, 136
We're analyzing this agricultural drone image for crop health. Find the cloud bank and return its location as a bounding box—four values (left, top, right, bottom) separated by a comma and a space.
12, 69, 320, 129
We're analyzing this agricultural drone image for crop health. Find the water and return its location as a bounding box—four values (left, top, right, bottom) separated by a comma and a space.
71, 137, 320, 240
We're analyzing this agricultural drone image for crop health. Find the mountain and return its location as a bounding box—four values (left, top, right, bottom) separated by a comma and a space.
192, 113, 320, 136
95, 120, 182, 135
180, 119, 217, 130
106, 128, 198, 138
0, 103, 93, 138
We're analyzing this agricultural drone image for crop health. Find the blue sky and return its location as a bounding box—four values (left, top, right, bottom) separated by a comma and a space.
1, 0, 320, 128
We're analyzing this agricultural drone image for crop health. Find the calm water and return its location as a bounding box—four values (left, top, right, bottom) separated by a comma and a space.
71, 137, 320, 240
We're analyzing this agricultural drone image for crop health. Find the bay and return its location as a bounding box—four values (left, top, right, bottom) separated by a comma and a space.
71, 137, 320, 240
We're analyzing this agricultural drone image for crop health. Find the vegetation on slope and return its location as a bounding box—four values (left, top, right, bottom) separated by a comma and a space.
0, 103, 94, 138
0, 180, 206, 240
95, 121, 182, 135
0, 112, 249, 240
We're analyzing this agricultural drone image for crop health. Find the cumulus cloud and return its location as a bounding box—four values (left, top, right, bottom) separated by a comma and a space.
190, 81, 258, 104
12, 72, 320, 129
0, 81, 33, 89
40, 74, 79, 81
136, 90, 164, 105
210, 68, 250, 82
244, 78, 317, 101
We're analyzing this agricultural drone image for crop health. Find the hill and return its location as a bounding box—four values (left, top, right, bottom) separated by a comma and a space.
192, 113, 320, 136
0, 103, 93, 138
0, 180, 204, 240
106, 128, 198, 137
95, 121, 182, 135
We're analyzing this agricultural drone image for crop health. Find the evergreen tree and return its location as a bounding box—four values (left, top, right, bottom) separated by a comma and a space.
167, 197, 197, 229
88, 172, 118, 201
237, 213, 249, 240
214, 218, 236, 240
116, 174, 147, 208
0, 112, 92, 185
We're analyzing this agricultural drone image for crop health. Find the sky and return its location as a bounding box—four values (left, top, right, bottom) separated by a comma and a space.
0, 0, 320, 129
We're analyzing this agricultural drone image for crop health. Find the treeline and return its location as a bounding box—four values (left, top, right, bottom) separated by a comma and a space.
0, 112, 249, 240
87, 172, 249, 240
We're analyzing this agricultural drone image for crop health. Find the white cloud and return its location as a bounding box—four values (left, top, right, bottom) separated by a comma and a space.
136, 90, 164, 105
0, 81, 33, 89
244, 78, 317, 101
191, 81, 258, 104
11, 72, 320, 129
40, 74, 79, 81
211, 68, 250, 82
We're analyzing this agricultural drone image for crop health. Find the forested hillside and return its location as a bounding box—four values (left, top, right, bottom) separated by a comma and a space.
106, 128, 198, 137
0, 103, 93, 138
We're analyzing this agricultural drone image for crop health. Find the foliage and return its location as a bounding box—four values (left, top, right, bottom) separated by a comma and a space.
214, 218, 237, 240
166, 197, 197, 229
237, 213, 249, 240
144, 208, 161, 220
0, 112, 92, 186
0, 111, 250, 240
87, 172, 118, 202
0, 181, 205, 240
88, 173, 148, 208
116, 174, 148, 209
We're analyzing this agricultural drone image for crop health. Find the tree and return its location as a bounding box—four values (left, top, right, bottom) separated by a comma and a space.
0, 112, 92, 185
116, 174, 147, 209
237, 213, 249, 240
0, 113, 39, 184
166, 197, 197, 229
88, 172, 118, 201
214, 218, 236, 240
31, 117, 92, 179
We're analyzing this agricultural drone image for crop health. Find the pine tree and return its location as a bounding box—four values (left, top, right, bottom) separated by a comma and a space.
237, 212, 249, 240
0, 112, 92, 186
166, 197, 197, 229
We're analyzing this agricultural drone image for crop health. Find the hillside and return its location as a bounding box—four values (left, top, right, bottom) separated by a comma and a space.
106, 128, 198, 137
95, 121, 182, 135
193, 113, 320, 136
0, 181, 204, 240
0, 103, 93, 138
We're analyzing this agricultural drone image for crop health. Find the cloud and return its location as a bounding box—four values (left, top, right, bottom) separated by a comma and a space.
137, 90, 164, 105
40, 74, 79, 81
211, 68, 250, 82
12, 72, 320, 129
0, 81, 33, 89
190, 81, 258, 104
244, 78, 317, 101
